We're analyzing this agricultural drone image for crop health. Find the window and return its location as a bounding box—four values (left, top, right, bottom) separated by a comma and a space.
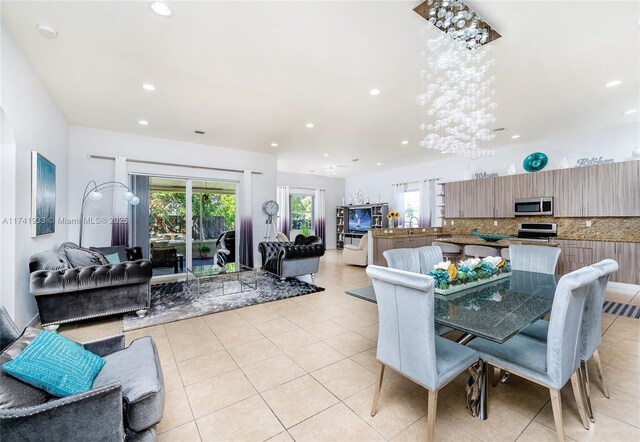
290, 194, 314, 235
403, 186, 420, 227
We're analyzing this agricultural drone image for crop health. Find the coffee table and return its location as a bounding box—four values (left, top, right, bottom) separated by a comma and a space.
187, 263, 258, 297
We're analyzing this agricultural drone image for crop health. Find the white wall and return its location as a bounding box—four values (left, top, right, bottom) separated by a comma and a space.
276, 172, 345, 249
346, 123, 640, 206
1, 24, 69, 327
68, 126, 277, 266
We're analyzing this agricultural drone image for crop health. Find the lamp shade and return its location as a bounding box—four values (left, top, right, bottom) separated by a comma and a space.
130, 196, 140, 206
88, 191, 103, 202
122, 191, 135, 201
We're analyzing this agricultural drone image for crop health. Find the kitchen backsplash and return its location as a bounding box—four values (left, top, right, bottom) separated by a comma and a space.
441, 217, 640, 242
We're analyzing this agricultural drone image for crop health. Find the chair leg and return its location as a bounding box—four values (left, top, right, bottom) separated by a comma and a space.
580, 360, 595, 422
549, 388, 564, 442
570, 372, 590, 430
492, 366, 500, 387
592, 349, 610, 398
370, 362, 385, 417
427, 389, 438, 442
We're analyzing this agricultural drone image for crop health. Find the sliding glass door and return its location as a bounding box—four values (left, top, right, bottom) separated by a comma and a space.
130, 174, 237, 278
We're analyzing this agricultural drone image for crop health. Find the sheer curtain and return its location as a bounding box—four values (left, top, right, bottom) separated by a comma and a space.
277, 186, 290, 239
392, 183, 406, 228
419, 180, 431, 227
314, 189, 326, 249
130, 175, 149, 258
112, 156, 129, 245
239, 170, 253, 267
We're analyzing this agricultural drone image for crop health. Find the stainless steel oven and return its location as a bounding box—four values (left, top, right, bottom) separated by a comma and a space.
514, 197, 553, 216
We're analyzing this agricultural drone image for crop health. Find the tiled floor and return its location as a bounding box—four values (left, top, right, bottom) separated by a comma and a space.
58, 250, 640, 441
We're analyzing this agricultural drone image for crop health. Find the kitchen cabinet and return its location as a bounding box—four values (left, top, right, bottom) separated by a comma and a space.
556, 239, 640, 284
372, 235, 436, 266
444, 162, 637, 219
443, 181, 464, 218
493, 176, 513, 217
553, 168, 586, 217
584, 162, 640, 217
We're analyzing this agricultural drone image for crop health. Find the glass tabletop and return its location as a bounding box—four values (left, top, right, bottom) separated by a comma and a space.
434, 270, 559, 343
187, 262, 254, 277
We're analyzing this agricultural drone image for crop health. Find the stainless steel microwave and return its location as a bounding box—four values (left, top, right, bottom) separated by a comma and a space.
514, 197, 553, 216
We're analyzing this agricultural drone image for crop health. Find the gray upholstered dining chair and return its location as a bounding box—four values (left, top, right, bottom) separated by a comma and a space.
520, 259, 619, 422
463, 244, 499, 259
366, 265, 478, 441
509, 245, 561, 274
383, 246, 443, 274
468, 266, 602, 441
383, 247, 452, 336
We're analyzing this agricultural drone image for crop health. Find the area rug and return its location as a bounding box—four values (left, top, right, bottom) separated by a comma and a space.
123, 271, 324, 331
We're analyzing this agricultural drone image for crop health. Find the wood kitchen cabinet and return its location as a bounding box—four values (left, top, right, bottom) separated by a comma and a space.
556, 239, 639, 284
584, 162, 640, 217
372, 235, 437, 266
553, 168, 586, 217
493, 176, 513, 217
443, 181, 464, 218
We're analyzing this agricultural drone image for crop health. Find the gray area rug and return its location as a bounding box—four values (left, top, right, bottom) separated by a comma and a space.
123, 271, 324, 331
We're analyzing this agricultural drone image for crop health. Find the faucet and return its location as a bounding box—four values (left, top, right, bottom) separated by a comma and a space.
409, 217, 419, 231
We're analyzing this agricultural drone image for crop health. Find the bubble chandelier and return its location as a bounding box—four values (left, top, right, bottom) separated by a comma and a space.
414, 0, 501, 159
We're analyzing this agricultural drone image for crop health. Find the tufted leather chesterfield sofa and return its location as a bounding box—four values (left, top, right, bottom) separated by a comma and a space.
29, 243, 152, 330
258, 235, 325, 280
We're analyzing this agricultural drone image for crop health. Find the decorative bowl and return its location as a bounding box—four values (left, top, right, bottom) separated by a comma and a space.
471, 229, 511, 242
523, 152, 548, 172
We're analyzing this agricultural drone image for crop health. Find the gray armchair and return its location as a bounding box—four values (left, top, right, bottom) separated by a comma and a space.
0, 307, 164, 442
29, 243, 152, 330
366, 265, 478, 441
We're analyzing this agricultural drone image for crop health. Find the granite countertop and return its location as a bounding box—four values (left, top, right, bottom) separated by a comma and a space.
371, 227, 443, 238
435, 236, 560, 247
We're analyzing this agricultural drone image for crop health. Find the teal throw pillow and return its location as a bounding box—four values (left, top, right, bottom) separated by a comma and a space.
104, 252, 121, 263
2, 331, 105, 397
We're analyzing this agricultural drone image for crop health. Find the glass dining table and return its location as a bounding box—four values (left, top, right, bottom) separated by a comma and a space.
346, 270, 560, 420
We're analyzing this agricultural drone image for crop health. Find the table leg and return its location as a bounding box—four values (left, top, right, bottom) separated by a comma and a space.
464, 359, 488, 420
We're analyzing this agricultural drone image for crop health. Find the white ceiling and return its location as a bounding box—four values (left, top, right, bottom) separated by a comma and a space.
2, 1, 639, 177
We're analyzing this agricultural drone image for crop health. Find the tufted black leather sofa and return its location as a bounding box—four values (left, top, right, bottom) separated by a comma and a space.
258, 235, 325, 280
29, 243, 152, 329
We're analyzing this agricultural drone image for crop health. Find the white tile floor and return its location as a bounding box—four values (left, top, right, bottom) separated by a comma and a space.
57, 250, 640, 441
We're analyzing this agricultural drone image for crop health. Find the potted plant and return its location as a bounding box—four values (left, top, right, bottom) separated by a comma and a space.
199, 245, 211, 258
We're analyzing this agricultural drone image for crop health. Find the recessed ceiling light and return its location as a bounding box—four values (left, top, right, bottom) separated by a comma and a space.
493, 127, 506, 132
305, 123, 314, 128
138, 120, 149, 126
37, 25, 57, 39
352, 158, 359, 162
369, 89, 381, 96
270, 143, 279, 147
605, 80, 622, 88
511, 135, 521, 139
376, 162, 382, 166
142, 83, 156, 91
195, 130, 205, 134
150, 1, 173, 17
401, 140, 409, 145
623, 109, 638, 115
323, 153, 329, 157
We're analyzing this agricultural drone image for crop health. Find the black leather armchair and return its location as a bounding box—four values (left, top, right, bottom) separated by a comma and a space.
258, 235, 325, 280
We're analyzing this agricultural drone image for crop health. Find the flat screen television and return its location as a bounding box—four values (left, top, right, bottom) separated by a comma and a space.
348, 208, 372, 232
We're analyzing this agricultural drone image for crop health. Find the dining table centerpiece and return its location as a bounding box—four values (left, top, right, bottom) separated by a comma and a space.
429, 256, 511, 295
